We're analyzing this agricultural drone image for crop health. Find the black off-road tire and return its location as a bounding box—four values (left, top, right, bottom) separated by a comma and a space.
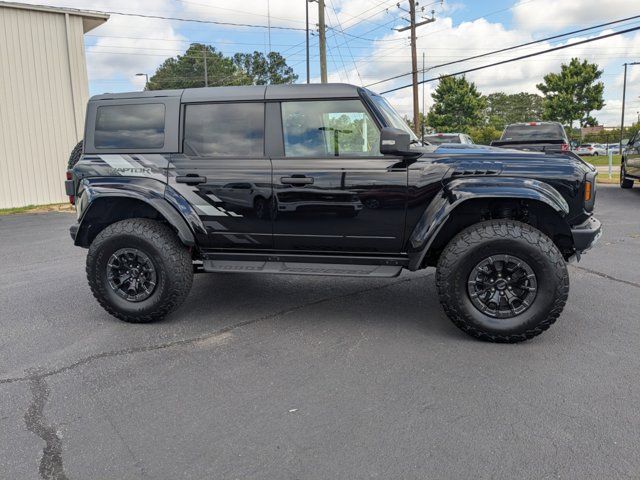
67, 141, 83, 170
436, 220, 569, 343
620, 163, 634, 189
86, 219, 193, 323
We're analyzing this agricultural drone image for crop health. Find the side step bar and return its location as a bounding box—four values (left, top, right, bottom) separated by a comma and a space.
202, 260, 402, 278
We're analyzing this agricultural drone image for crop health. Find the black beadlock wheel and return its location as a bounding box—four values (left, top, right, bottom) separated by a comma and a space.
86, 218, 193, 323
436, 220, 569, 343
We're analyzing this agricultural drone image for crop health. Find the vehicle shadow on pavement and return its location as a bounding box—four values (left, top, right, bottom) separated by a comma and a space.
168, 271, 468, 342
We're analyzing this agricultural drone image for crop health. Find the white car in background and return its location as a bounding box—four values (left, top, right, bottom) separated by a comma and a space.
576, 143, 607, 156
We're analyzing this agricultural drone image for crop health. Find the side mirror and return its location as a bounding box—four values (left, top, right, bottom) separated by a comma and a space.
380, 127, 412, 156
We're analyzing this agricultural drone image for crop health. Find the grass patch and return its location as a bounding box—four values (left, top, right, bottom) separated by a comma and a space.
579, 154, 622, 166
597, 174, 620, 185
0, 203, 74, 215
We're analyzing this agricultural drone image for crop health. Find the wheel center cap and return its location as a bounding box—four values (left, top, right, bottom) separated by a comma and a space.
495, 279, 507, 290
131, 268, 140, 278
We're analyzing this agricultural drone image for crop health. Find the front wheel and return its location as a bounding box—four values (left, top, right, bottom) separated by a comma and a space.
86, 219, 193, 323
621, 163, 634, 189
436, 220, 569, 343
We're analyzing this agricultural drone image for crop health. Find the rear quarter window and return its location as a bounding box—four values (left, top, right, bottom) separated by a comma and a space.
95, 104, 165, 149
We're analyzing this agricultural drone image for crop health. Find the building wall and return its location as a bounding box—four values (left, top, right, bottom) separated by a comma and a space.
0, 6, 90, 208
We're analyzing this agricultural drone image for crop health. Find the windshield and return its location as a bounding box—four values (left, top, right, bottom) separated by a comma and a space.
424, 134, 460, 145
502, 123, 566, 141
369, 94, 419, 142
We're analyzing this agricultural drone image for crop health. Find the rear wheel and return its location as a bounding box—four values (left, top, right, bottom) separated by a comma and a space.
86, 219, 193, 323
436, 220, 569, 343
621, 163, 634, 189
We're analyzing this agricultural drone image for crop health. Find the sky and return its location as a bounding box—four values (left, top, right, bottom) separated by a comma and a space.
14, 0, 640, 126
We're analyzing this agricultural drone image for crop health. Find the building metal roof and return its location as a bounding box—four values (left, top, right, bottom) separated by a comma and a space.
0, 1, 109, 32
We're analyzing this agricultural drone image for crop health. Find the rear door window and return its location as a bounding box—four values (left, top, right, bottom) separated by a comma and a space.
95, 104, 165, 149
183, 102, 264, 157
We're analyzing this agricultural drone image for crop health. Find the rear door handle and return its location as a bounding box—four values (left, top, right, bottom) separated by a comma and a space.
280, 176, 314, 185
176, 175, 207, 185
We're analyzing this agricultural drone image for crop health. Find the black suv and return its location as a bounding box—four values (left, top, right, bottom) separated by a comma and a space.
66, 84, 601, 343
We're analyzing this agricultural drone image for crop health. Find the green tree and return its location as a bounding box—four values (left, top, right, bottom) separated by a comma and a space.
485, 92, 544, 130
233, 51, 298, 85
148, 44, 247, 90
467, 125, 502, 145
147, 44, 297, 90
536, 58, 605, 128
427, 75, 486, 132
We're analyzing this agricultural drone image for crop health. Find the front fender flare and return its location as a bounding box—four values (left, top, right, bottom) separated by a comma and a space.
74, 177, 196, 247
406, 177, 570, 270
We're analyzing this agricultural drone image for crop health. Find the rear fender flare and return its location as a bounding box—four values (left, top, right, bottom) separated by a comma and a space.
75, 177, 197, 247
406, 177, 570, 270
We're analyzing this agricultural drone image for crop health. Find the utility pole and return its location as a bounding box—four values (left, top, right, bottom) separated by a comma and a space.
422, 51, 425, 141
318, 0, 327, 83
203, 45, 208, 87
396, 2, 435, 134
306, 0, 310, 83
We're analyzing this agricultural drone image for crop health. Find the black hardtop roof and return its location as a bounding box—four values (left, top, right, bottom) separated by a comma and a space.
89, 83, 366, 102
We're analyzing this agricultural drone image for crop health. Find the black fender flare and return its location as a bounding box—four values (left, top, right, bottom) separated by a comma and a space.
74, 177, 197, 247
406, 177, 570, 270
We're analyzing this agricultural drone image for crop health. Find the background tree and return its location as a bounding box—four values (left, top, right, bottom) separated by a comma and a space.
148, 44, 297, 90
233, 51, 298, 85
467, 125, 502, 145
427, 75, 486, 132
485, 92, 544, 130
536, 58, 605, 128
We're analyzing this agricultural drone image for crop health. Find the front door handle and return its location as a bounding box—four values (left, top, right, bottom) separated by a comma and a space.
176, 174, 207, 185
280, 176, 314, 185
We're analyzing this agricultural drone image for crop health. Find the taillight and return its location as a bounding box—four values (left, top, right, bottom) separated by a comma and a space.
588, 147, 593, 150
66, 170, 75, 205
561, 143, 569, 151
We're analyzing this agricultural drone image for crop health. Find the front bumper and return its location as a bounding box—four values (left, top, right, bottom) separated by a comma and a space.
571, 216, 602, 253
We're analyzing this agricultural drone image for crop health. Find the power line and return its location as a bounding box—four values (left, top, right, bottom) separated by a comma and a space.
381, 24, 640, 94
327, 0, 363, 84
368, 14, 640, 88
94, 8, 307, 31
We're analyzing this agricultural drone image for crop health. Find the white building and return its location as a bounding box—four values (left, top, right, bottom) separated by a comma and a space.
0, 1, 108, 209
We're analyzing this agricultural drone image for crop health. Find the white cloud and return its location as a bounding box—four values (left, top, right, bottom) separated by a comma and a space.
512, 0, 635, 33
341, 12, 640, 125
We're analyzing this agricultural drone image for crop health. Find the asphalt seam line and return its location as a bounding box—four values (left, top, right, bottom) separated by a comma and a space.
0, 273, 431, 385
569, 264, 640, 289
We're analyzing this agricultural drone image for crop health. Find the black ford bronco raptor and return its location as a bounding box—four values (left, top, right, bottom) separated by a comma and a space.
66, 84, 601, 343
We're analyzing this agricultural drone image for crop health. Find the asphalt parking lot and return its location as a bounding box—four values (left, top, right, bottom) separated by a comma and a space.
1, 184, 639, 479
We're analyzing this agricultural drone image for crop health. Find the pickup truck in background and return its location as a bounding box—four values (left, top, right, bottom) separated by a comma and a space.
491, 122, 571, 153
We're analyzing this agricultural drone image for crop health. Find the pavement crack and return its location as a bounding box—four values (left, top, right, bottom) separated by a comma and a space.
570, 264, 640, 289
24, 374, 68, 480
0, 273, 432, 386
